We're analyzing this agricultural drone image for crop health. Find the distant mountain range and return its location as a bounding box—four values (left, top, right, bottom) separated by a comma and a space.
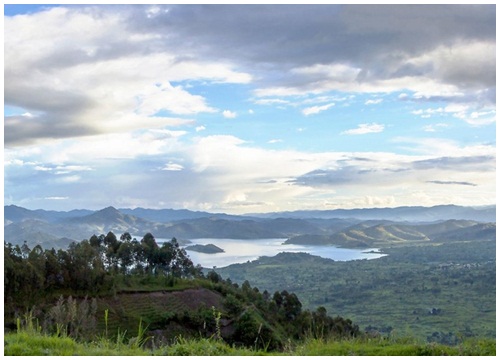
3, 204, 496, 250
247, 204, 496, 222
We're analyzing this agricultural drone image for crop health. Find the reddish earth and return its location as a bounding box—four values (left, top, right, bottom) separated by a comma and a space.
96, 287, 227, 342
121, 288, 224, 310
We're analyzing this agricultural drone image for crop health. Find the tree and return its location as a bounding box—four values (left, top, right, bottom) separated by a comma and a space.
44, 248, 63, 290
103, 231, 120, 272
282, 291, 302, 321
120, 232, 132, 242
116, 238, 135, 274
89, 234, 102, 248
140, 233, 159, 274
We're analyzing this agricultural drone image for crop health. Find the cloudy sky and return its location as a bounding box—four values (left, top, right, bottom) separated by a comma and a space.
4, 4, 496, 214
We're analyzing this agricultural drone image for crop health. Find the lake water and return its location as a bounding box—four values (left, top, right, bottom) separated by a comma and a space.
155, 237, 386, 269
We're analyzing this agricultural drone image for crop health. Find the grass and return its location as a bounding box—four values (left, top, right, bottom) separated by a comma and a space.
4, 313, 261, 356
4, 312, 495, 357
292, 337, 496, 356
5, 330, 495, 356
4, 331, 152, 356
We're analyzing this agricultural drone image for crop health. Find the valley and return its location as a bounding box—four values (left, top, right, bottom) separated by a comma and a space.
3, 204, 496, 351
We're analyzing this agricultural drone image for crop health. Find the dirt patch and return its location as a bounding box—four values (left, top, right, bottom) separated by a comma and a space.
122, 288, 224, 311
95, 287, 227, 340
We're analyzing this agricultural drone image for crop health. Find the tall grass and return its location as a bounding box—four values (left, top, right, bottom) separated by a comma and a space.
4, 310, 495, 356
6, 310, 148, 356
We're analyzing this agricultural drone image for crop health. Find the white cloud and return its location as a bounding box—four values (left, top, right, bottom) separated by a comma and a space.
5, 130, 496, 213
293, 63, 361, 83
365, 99, 383, 105
412, 104, 496, 127
136, 82, 218, 116
302, 103, 335, 116
57, 175, 81, 183
34, 164, 93, 174
253, 98, 290, 106
222, 110, 237, 118
407, 41, 495, 89
162, 162, 184, 171
412, 107, 444, 117
4, 5, 495, 213
6, 129, 188, 165
341, 123, 385, 135
423, 123, 449, 132
35, 165, 52, 172
253, 40, 494, 107
4, 7, 250, 146
447, 105, 496, 126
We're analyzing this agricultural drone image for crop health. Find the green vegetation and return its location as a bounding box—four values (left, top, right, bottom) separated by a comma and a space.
216, 239, 496, 343
4, 232, 202, 308
185, 243, 225, 253
5, 313, 495, 356
4, 232, 360, 352
4, 228, 496, 355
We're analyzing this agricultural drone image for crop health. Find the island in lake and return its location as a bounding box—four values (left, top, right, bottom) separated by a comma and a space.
185, 243, 225, 254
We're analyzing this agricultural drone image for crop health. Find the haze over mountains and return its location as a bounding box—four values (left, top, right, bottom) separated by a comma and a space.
4, 204, 495, 250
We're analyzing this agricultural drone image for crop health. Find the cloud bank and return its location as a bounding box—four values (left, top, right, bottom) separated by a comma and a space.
4, 5, 496, 213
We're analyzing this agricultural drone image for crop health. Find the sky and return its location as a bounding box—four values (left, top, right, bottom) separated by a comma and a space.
3, 4, 497, 214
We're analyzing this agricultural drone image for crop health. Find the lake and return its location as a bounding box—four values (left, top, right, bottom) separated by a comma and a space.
156, 237, 386, 269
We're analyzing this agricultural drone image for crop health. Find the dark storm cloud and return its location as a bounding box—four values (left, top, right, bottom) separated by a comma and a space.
5, 115, 97, 146
4, 83, 98, 145
133, 5, 494, 66
124, 4, 497, 107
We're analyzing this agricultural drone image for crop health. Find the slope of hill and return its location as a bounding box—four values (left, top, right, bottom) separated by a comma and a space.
154, 217, 284, 239
4, 205, 93, 223
63, 206, 154, 235
7, 281, 495, 356
118, 207, 244, 222
285, 220, 495, 248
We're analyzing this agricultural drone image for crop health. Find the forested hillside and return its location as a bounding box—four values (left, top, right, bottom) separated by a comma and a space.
4, 232, 359, 351
217, 238, 496, 343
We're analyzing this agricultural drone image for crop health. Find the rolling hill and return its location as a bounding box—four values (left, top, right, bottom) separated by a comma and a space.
285, 219, 496, 248
3, 204, 496, 250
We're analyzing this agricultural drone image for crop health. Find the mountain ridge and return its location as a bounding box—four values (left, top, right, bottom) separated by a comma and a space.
4, 204, 496, 250
246, 204, 496, 222
5, 203, 495, 223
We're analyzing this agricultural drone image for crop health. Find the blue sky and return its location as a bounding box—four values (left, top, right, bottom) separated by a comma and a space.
4, 4, 496, 213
